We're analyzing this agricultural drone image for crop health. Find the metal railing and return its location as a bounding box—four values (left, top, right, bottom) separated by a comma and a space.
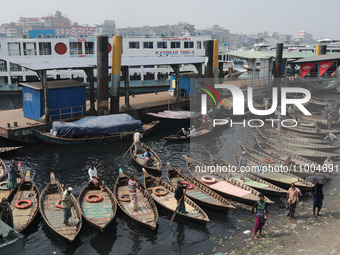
49, 105, 86, 120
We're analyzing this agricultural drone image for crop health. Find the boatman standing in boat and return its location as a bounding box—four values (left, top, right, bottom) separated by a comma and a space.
133, 130, 143, 153
252, 194, 268, 240
239, 151, 247, 182
61, 187, 73, 226
7, 160, 20, 190
285, 183, 302, 219
128, 175, 138, 212
175, 180, 188, 213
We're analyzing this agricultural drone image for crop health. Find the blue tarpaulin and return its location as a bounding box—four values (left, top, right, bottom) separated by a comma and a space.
52, 114, 143, 137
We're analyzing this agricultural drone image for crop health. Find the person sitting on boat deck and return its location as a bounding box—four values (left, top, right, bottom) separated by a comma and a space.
140, 148, 154, 166
7, 160, 20, 190
88, 164, 101, 188
189, 126, 197, 137
324, 131, 337, 145
313, 183, 324, 218
133, 130, 143, 153
314, 122, 321, 133
0, 197, 13, 228
252, 194, 268, 240
323, 156, 333, 172
284, 156, 296, 170
128, 175, 138, 212
176, 128, 187, 138
285, 183, 302, 219
175, 180, 188, 214
239, 151, 247, 182
61, 187, 74, 226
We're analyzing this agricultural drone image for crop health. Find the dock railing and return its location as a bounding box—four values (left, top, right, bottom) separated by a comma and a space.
49, 105, 86, 120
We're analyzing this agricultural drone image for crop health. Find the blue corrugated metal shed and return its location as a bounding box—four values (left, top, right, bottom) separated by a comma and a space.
20, 80, 86, 121
170, 74, 194, 96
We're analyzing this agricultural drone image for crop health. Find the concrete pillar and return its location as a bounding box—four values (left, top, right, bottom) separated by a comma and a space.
122, 66, 132, 110
84, 68, 96, 115
38, 70, 51, 123
194, 63, 203, 78
205, 40, 214, 78
171, 64, 180, 99
97, 34, 109, 115
110, 35, 122, 114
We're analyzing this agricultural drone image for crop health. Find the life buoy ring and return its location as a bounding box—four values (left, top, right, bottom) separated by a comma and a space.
201, 175, 217, 184
55, 199, 62, 209
119, 193, 131, 202
15, 199, 32, 209
264, 158, 274, 164
152, 186, 168, 196
0, 181, 9, 190
85, 193, 103, 203
182, 181, 194, 190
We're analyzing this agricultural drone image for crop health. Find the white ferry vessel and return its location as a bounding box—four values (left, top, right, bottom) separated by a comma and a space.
0, 34, 211, 92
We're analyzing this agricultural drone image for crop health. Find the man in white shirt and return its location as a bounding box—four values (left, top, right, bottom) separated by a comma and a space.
324, 132, 337, 145
88, 164, 100, 187
189, 126, 197, 137
133, 130, 143, 153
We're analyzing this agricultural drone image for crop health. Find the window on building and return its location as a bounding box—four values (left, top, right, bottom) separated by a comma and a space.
171, 42, 181, 48
85, 42, 94, 54
184, 42, 194, 48
39, 42, 51, 55
70, 42, 82, 55
8, 42, 21, 56
129, 42, 140, 49
157, 42, 167, 49
197, 41, 202, 49
0, 60, 7, 72
23, 42, 37, 55
143, 42, 153, 49
10, 63, 22, 71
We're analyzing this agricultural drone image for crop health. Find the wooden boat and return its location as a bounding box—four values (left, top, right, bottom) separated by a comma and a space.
0, 220, 25, 254
0, 146, 23, 155
114, 168, 158, 230
283, 125, 340, 135
0, 162, 24, 202
163, 127, 213, 142
167, 163, 236, 211
208, 153, 287, 196
184, 155, 274, 205
39, 172, 82, 242
7, 171, 40, 233
33, 121, 159, 146
239, 141, 324, 178
143, 168, 210, 224
257, 126, 322, 139
255, 127, 328, 144
297, 114, 340, 126
232, 149, 314, 191
78, 180, 117, 232
257, 128, 340, 151
130, 143, 162, 173
253, 133, 340, 161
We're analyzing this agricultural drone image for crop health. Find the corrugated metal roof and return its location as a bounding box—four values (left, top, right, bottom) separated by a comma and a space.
225, 51, 316, 60
0, 56, 206, 71
18, 80, 86, 90
292, 53, 340, 63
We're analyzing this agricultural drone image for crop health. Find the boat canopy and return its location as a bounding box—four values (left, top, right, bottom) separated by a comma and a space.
52, 114, 143, 137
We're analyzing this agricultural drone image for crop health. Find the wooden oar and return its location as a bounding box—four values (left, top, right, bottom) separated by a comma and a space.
123, 143, 135, 157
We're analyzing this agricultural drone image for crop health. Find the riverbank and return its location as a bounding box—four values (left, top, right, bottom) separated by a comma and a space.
213, 168, 340, 255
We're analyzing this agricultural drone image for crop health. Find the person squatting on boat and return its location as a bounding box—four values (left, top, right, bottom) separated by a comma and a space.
175, 180, 188, 213
284, 156, 296, 169
252, 194, 268, 240
140, 148, 154, 167
190, 126, 197, 137
128, 175, 138, 212
285, 183, 302, 219
88, 164, 101, 188
313, 183, 324, 218
0, 197, 13, 228
133, 130, 143, 153
61, 187, 74, 225
7, 160, 20, 190
323, 132, 337, 145
323, 156, 333, 172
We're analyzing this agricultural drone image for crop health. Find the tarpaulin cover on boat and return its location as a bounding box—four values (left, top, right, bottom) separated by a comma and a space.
52, 114, 143, 137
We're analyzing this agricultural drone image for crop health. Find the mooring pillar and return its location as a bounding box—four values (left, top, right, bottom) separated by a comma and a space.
213, 39, 219, 79
38, 70, 51, 123
121, 66, 132, 110
205, 40, 214, 78
110, 35, 123, 114
97, 34, 109, 115
274, 43, 283, 79
84, 68, 96, 115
